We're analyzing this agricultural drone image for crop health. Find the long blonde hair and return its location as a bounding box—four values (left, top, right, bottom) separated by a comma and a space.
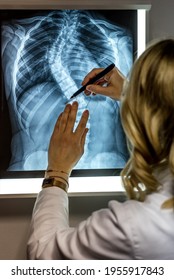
120, 39, 174, 206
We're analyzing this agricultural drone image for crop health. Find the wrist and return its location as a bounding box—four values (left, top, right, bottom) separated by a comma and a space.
45, 169, 69, 177
42, 177, 68, 193
47, 165, 72, 176
45, 169, 69, 187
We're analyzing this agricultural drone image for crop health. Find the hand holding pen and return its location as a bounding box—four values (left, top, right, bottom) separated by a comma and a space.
82, 65, 126, 100
70, 63, 115, 99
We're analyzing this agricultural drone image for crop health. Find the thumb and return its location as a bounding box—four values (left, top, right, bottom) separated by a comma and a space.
86, 84, 111, 97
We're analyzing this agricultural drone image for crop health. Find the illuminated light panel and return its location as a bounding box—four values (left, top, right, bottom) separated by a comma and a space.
0, 9, 147, 197
0, 176, 125, 197
137, 9, 146, 57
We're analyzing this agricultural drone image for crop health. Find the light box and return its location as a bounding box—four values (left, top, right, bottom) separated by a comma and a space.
0, 8, 147, 196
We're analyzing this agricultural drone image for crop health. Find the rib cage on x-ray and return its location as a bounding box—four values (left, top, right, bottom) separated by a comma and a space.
1, 10, 132, 170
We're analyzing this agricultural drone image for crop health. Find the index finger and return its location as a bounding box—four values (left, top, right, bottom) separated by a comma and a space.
82, 68, 104, 86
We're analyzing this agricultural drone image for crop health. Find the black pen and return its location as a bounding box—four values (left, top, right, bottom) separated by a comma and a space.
69, 63, 115, 99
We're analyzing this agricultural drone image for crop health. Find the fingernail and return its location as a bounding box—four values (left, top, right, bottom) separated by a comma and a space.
72, 101, 78, 106
86, 86, 92, 92
66, 103, 71, 109
84, 109, 89, 115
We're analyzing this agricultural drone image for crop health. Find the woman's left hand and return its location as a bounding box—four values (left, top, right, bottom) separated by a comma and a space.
47, 102, 89, 175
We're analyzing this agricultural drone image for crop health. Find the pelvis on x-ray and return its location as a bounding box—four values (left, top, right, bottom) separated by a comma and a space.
1, 10, 132, 171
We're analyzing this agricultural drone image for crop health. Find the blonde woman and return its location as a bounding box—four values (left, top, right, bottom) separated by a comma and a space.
27, 39, 174, 259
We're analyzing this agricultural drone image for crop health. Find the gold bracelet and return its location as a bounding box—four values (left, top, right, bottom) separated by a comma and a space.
45, 174, 69, 186
42, 178, 68, 193
46, 169, 69, 175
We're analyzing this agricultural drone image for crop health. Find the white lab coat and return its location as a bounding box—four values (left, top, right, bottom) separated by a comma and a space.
27, 168, 174, 260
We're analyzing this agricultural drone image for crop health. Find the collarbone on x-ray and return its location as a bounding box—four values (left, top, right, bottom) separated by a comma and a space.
1, 10, 132, 171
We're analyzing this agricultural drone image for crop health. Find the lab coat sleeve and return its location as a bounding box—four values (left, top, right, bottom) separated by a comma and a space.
27, 187, 133, 260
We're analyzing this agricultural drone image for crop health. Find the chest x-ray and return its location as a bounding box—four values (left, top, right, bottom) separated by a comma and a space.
1, 10, 132, 171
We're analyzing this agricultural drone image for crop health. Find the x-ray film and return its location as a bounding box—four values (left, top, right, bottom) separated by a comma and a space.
1, 10, 133, 171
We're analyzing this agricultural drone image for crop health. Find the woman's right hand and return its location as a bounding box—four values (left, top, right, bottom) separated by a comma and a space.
82, 67, 126, 100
